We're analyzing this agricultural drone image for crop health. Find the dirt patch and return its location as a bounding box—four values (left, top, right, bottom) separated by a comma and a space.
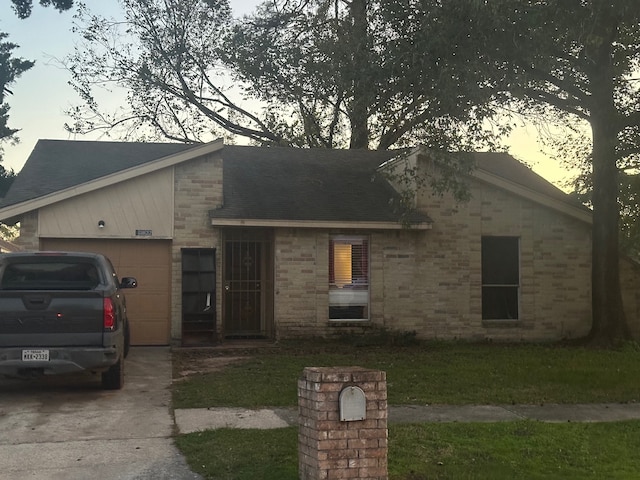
173, 354, 249, 381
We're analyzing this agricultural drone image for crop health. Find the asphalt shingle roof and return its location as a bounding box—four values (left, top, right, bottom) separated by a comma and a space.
0, 140, 585, 225
0, 139, 195, 207
211, 145, 425, 223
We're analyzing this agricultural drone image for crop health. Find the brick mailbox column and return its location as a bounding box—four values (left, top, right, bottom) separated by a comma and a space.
298, 366, 388, 480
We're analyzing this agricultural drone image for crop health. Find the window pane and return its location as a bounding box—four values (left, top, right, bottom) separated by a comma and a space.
482, 237, 519, 285
482, 286, 519, 320
329, 236, 369, 320
482, 236, 519, 320
1, 262, 100, 290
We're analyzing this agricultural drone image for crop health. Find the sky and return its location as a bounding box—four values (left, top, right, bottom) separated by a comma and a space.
0, 0, 578, 188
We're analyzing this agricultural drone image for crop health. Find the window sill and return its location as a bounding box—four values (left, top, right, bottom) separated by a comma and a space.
482, 319, 521, 328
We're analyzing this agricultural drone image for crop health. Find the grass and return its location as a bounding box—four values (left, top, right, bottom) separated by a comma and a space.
172, 340, 640, 479
172, 340, 640, 408
175, 421, 640, 480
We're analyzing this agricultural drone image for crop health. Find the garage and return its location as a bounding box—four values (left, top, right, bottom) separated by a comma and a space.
40, 239, 172, 345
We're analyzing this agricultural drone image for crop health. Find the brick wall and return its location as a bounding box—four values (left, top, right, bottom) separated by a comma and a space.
172, 153, 223, 341
14, 211, 39, 250
298, 367, 388, 480
273, 173, 594, 341
273, 228, 328, 338
15, 147, 637, 343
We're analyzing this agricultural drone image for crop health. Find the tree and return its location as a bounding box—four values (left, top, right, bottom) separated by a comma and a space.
10, 0, 73, 19
66, 0, 505, 153
0, 33, 33, 145
438, 0, 640, 345
66, 0, 282, 145
0, 0, 74, 149
215, 0, 507, 150
0, 0, 73, 240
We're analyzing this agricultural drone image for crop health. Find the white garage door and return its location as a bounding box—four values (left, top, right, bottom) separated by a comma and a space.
40, 239, 171, 345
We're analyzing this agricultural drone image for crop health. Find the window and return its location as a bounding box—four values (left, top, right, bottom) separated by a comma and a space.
481, 236, 519, 320
1, 261, 100, 291
329, 236, 369, 320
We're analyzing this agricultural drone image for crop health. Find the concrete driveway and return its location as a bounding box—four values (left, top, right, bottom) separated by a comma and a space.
0, 347, 202, 480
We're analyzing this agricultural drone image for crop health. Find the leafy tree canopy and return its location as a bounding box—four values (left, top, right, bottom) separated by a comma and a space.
0, 33, 33, 158
66, 0, 507, 154
10, 0, 73, 19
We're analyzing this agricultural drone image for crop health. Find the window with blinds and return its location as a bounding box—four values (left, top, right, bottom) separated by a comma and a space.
329, 236, 369, 320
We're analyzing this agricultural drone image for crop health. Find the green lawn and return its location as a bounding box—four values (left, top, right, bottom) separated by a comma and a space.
172, 340, 640, 479
175, 422, 640, 480
173, 340, 640, 408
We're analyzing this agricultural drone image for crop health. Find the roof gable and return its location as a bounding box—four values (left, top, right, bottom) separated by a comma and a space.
0, 139, 198, 208
470, 151, 591, 223
384, 147, 591, 224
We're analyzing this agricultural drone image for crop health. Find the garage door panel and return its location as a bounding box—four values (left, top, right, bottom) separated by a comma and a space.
127, 267, 168, 291
40, 239, 171, 345
130, 321, 169, 345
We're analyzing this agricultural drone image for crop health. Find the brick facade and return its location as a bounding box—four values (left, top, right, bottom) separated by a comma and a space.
172, 153, 223, 340
272, 176, 596, 341
13, 211, 38, 250
298, 367, 388, 480
11, 147, 640, 343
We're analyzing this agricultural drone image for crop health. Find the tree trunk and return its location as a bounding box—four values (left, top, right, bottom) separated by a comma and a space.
586, 8, 630, 345
589, 117, 630, 345
348, 0, 369, 149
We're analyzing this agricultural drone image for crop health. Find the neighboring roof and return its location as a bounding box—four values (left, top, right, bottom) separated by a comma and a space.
209, 145, 429, 226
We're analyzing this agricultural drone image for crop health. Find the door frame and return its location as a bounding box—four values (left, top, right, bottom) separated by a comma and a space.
222, 228, 274, 339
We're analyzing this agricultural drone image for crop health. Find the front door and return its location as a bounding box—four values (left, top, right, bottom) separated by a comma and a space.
223, 230, 274, 338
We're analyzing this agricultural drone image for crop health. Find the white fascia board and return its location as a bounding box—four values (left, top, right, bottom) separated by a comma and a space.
0, 139, 224, 221
210, 218, 432, 230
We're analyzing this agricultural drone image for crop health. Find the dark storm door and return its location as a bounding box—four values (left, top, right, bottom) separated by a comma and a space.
224, 241, 263, 337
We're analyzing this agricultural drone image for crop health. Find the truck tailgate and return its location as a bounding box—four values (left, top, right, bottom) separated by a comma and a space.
0, 291, 105, 347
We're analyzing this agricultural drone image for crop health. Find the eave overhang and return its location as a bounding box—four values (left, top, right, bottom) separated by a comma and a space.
210, 218, 432, 230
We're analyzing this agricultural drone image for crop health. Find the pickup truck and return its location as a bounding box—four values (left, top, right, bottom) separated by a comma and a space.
0, 251, 137, 389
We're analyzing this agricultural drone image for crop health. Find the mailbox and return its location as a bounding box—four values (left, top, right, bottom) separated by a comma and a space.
339, 386, 366, 421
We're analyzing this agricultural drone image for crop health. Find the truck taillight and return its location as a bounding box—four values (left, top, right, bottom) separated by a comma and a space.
103, 298, 116, 330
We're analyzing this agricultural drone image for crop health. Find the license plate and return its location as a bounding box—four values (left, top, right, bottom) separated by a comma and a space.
22, 349, 49, 361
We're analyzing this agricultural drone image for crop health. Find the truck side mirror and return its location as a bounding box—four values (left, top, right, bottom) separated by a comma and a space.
120, 277, 138, 289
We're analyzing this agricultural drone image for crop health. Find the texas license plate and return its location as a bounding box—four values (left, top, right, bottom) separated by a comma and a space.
22, 349, 49, 361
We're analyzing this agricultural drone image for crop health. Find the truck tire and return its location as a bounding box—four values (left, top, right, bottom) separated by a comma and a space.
101, 356, 124, 390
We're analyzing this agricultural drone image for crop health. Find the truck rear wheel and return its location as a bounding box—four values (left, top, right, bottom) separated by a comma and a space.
101, 356, 124, 390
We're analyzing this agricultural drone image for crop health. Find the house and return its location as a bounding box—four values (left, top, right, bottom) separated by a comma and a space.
0, 139, 638, 345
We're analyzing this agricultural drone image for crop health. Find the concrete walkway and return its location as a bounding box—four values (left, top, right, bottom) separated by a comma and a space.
174, 402, 640, 434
